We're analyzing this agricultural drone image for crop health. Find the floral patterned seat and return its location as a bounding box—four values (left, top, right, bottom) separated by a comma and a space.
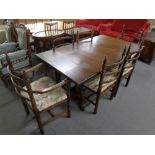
123, 63, 134, 76
21, 76, 67, 112
9, 62, 70, 134
84, 74, 117, 92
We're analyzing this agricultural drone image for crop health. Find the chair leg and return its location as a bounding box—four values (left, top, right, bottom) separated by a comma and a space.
34, 111, 44, 134
55, 70, 61, 83
110, 87, 116, 100
2, 79, 8, 88
125, 71, 133, 87
113, 78, 122, 98
66, 100, 71, 118
21, 100, 30, 115
93, 95, 100, 114
79, 86, 84, 111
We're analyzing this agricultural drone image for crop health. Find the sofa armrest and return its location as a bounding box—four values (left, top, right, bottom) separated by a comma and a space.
140, 22, 151, 36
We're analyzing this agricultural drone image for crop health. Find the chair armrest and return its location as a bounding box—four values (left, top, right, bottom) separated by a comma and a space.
24, 63, 45, 74
32, 78, 69, 94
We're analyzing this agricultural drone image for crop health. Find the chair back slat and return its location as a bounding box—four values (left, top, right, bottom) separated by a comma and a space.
101, 58, 124, 85
119, 44, 144, 82
63, 21, 75, 34
124, 46, 144, 69
9, 68, 38, 110
44, 22, 58, 32
97, 47, 126, 92
9, 70, 30, 100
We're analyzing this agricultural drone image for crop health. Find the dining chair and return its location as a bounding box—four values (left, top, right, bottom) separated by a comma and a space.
113, 44, 144, 99
43, 22, 60, 50
63, 20, 75, 34
79, 55, 125, 114
44, 22, 58, 32
9, 63, 71, 134
76, 29, 94, 44
121, 44, 144, 87
52, 35, 74, 52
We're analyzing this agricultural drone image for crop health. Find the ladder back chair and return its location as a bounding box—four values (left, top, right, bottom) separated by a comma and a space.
63, 21, 75, 34
80, 55, 125, 114
50, 21, 75, 51
43, 22, 61, 51
9, 63, 71, 134
121, 44, 144, 87
52, 35, 74, 52
44, 22, 58, 32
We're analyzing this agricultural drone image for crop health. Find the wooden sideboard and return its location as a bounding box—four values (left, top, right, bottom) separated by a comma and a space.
140, 31, 155, 64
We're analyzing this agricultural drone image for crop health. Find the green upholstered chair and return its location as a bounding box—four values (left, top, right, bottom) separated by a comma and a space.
0, 26, 32, 87
4, 23, 18, 43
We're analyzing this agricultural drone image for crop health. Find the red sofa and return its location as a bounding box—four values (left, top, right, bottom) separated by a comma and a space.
99, 19, 150, 42
75, 19, 114, 35
75, 19, 150, 42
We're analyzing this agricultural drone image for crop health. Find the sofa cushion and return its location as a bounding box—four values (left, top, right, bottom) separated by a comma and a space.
76, 19, 114, 26
100, 30, 121, 38
112, 19, 148, 31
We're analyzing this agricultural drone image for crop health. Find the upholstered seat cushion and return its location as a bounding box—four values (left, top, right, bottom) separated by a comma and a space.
21, 76, 67, 111
84, 74, 117, 92
123, 66, 133, 76
123, 63, 134, 76
0, 42, 17, 54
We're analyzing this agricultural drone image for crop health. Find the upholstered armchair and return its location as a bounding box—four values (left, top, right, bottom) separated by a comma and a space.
0, 26, 32, 87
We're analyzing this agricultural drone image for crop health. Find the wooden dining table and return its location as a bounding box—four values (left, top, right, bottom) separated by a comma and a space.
32, 30, 65, 52
36, 35, 139, 85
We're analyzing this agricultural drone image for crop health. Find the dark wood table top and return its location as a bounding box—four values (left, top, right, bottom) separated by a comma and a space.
32, 30, 64, 39
32, 28, 91, 39
36, 35, 139, 85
